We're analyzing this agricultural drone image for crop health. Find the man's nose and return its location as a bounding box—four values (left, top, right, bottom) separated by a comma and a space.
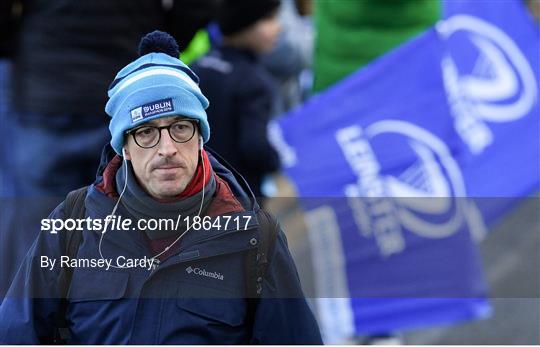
157, 128, 177, 156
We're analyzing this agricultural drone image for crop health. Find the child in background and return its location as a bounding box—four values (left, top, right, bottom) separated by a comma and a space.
192, 0, 282, 199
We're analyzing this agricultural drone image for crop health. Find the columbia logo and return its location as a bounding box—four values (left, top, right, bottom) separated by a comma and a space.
185, 266, 224, 281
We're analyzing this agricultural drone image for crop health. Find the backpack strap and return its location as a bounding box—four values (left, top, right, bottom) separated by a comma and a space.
54, 186, 88, 344
245, 209, 280, 331
253, 209, 280, 296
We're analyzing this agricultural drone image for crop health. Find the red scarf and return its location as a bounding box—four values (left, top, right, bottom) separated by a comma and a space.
177, 150, 212, 198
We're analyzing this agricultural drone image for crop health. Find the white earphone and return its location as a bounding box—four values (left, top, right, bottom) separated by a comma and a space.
199, 136, 203, 150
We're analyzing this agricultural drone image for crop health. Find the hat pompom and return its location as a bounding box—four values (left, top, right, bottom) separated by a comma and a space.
138, 30, 180, 58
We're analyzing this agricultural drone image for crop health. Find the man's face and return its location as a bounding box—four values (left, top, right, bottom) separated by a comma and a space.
124, 116, 200, 200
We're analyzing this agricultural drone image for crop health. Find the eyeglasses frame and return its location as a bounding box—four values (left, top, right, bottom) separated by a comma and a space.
127, 118, 199, 149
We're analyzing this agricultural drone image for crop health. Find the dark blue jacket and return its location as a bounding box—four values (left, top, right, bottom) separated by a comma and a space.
0, 146, 322, 344
192, 47, 281, 197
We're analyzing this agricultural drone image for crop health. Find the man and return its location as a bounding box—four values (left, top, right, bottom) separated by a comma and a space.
0, 0, 220, 303
0, 31, 322, 344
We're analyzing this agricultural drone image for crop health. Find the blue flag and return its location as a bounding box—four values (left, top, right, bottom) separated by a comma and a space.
272, 0, 538, 341
440, 0, 540, 221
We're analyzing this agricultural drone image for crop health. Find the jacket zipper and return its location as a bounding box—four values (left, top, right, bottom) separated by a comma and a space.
150, 258, 161, 274
146, 226, 258, 280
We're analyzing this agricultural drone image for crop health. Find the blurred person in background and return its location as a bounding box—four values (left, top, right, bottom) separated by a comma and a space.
0, 0, 219, 301
258, 0, 313, 197
192, 0, 282, 200
313, 0, 440, 93
261, 0, 314, 114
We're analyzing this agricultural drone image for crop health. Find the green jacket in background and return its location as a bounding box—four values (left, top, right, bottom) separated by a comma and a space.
313, 0, 440, 93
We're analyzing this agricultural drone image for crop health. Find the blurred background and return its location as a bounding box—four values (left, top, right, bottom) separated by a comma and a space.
1, 0, 539, 344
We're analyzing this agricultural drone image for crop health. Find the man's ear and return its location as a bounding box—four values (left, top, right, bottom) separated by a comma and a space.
123, 147, 131, 160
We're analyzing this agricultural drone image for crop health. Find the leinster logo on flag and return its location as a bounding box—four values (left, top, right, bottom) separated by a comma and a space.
438, 15, 538, 153
336, 120, 480, 256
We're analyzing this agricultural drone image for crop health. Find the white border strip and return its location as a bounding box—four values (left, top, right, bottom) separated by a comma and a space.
114, 68, 200, 94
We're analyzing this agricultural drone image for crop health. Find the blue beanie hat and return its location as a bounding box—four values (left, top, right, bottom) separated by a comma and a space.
106, 31, 210, 155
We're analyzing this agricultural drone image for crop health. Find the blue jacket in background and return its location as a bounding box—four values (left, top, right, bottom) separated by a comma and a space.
0, 146, 322, 344
192, 47, 281, 198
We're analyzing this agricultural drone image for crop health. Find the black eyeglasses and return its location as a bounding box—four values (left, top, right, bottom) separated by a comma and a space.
128, 119, 198, 148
